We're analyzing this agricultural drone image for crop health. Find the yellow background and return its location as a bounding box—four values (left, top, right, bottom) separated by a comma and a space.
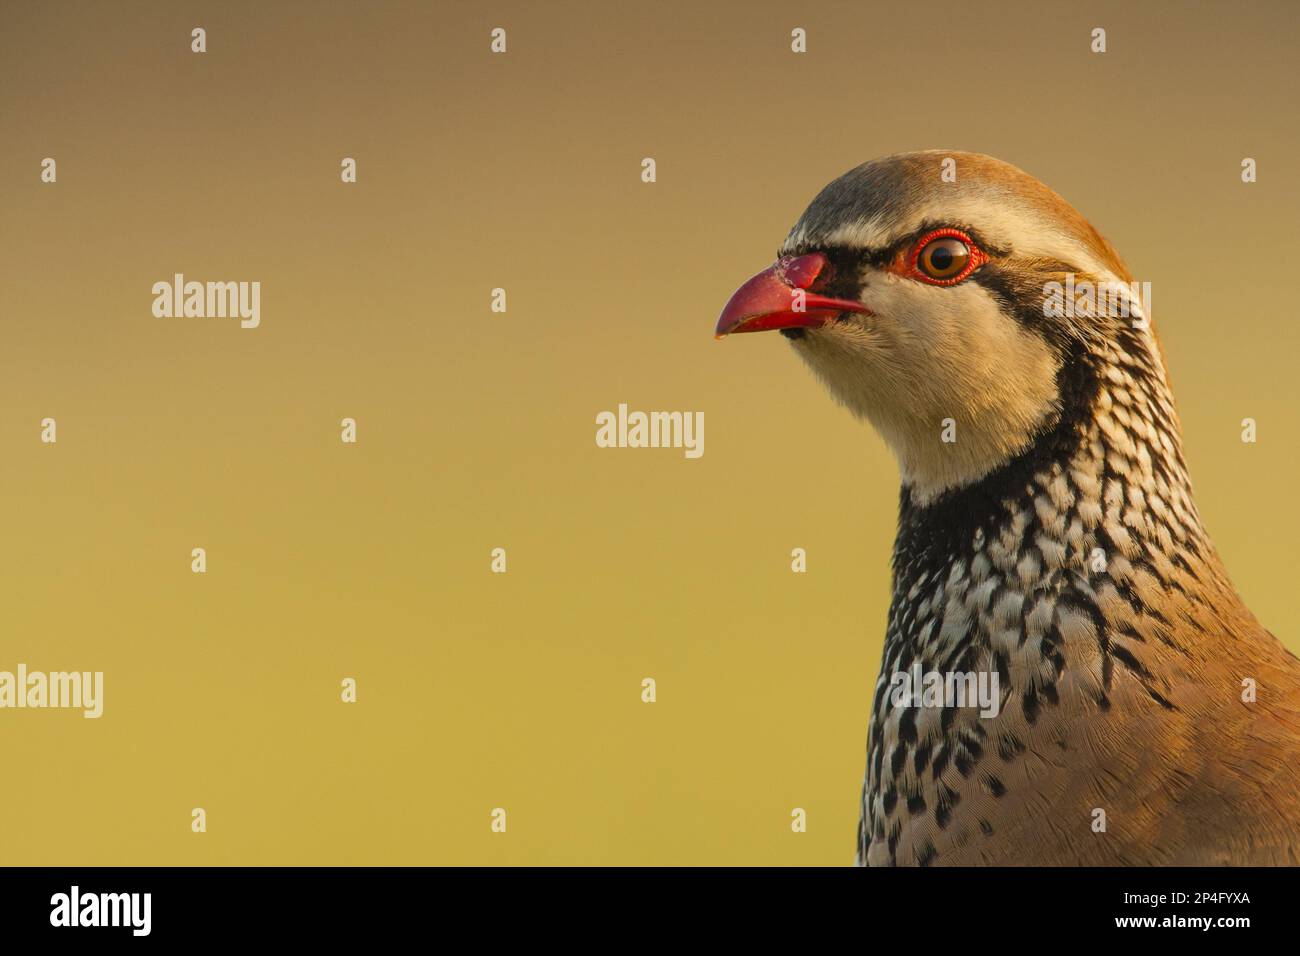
1, 0, 1297, 865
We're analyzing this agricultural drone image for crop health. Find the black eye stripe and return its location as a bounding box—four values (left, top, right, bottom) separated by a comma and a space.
786, 222, 1010, 263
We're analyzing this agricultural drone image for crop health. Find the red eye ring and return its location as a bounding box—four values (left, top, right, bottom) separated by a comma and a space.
905, 228, 988, 286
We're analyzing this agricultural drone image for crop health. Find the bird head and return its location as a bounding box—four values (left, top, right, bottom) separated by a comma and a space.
717, 150, 1166, 505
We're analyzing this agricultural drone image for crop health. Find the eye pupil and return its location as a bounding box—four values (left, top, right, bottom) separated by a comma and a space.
917, 236, 972, 281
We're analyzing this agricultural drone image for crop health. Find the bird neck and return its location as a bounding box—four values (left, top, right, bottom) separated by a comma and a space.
886, 324, 1208, 663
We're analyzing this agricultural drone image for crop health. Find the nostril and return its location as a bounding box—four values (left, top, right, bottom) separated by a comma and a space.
780, 253, 830, 291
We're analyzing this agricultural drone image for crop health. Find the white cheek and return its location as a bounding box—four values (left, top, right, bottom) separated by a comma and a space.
792, 277, 1061, 500
857, 275, 990, 364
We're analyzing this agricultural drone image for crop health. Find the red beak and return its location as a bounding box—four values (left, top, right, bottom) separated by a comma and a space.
715, 252, 872, 337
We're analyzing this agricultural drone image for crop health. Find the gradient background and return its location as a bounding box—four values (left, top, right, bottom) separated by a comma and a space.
1, 0, 1297, 865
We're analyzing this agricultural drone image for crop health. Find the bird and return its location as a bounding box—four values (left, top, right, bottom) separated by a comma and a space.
715, 150, 1300, 866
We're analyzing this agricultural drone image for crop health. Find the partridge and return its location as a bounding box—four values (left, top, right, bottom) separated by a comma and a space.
716, 151, 1300, 866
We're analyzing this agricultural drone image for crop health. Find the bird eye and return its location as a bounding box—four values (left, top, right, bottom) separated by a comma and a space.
917, 237, 969, 280
909, 229, 985, 285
